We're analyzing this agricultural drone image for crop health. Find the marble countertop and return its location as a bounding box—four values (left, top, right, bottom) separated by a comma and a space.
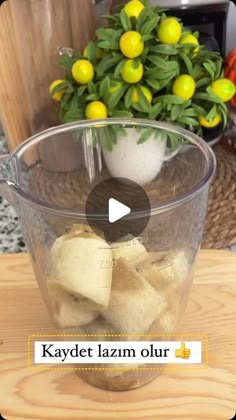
0, 129, 235, 254
0, 130, 27, 253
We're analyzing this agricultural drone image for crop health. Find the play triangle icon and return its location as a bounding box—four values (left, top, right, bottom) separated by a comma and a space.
108, 198, 131, 224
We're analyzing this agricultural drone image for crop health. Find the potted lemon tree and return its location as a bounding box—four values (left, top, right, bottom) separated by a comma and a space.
49, 0, 235, 184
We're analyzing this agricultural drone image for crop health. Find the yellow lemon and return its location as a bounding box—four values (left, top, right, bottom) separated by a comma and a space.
211, 78, 236, 102
199, 114, 222, 128
172, 75, 196, 100
121, 59, 144, 84
72, 59, 94, 85
49, 79, 65, 102
85, 101, 108, 119
180, 34, 199, 54
158, 17, 182, 45
124, 0, 144, 18
132, 86, 152, 103
120, 31, 144, 59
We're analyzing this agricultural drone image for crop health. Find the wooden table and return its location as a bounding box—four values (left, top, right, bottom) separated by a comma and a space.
0, 250, 235, 419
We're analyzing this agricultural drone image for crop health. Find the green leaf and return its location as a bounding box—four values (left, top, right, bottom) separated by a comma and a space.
195, 77, 211, 88
146, 78, 160, 90
203, 62, 215, 79
98, 40, 112, 50
86, 94, 100, 101
183, 107, 198, 117
107, 85, 127, 109
59, 54, 76, 70
136, 7, 151, 32
215, 58, 223, 79
114, 59, 126, 78
191, 63, 203, 79
60, 92, 73, 110
205, 105, 217, 121
145, 68, 174, 79
140, 15, 160, 36
171, 104, 184, 121
149, 44, 178, 55
132, 102, 146, 113
158, 76, 175, 90
142, 34, 153, 42
96, 28, 116, 41
70, 92, 80, 113
50, 81, 69, 96
120, 9, 131, 31
195, 91, 227, 111
87, 82, 97, 94
63, 106, 84, 123
101, 127, 114, 151
85, 41, 97, 63
99, 76, 111, 99
219, 108, 228, 128
137, 128, 154, 144
154, 128, 167, 141
132, 59, 141, 69
112, 110, 133, 117
193, 31, 199, 39
102, 15, 118, 23
77, 86, 87, 96
178, 116, 199, 126
125, 86, 134, 108
149, 102, 163, 119
160, 12, 167, 22
160, 95, 185, 105
141, 47, 149, 61
167, 61, 180, 74
168, 133, 182, 150
179, 52, 193, 74
96, 55, 122, 76
137, 86, 151, 113
146, 55, 168, 69
192, 103, 207, 116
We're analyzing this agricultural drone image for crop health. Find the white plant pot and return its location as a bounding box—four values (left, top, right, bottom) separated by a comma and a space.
102, 128, 167, 186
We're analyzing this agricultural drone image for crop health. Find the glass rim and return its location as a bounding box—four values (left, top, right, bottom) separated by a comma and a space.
9, 118, 216, 218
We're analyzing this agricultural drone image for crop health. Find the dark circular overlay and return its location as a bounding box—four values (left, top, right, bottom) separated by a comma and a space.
85, 178, 151, 243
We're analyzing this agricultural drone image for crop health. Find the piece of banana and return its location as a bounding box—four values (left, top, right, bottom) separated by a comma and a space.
47, 281, 98, 327
138, 250, 189, 292
50, 234, 112, 307
100, 258, 167, 335
111, 234, 148, 267
82, 316, 117, 337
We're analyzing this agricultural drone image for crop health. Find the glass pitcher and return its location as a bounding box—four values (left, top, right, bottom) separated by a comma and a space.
0, 119, 216, 391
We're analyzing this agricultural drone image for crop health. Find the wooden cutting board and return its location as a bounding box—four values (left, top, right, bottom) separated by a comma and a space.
0, 250, 235, 420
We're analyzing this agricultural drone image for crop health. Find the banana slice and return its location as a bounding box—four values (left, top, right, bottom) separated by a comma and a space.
111, 234, 148, 267
65, 224, 104, 240
100, 258, 167, 335
82, 316, 117, 337
138, 251, 189, 292
50, 234, 112, 307
48, 281, 98, 327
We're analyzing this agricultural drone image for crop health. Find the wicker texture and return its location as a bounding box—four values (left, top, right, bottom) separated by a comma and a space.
29, 144, 236, 249
202, 144, 236, 248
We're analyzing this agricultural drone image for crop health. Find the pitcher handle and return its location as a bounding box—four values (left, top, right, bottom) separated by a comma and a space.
0, 154, 17, 206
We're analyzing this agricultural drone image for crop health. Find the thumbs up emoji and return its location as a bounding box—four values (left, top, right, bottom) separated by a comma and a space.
175, 342, 191, 359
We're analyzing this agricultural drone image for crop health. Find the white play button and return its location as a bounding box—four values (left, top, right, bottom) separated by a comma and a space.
108, 198, 131, 224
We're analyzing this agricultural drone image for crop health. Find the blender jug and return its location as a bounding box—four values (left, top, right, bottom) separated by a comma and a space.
0, 119, 216, 391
